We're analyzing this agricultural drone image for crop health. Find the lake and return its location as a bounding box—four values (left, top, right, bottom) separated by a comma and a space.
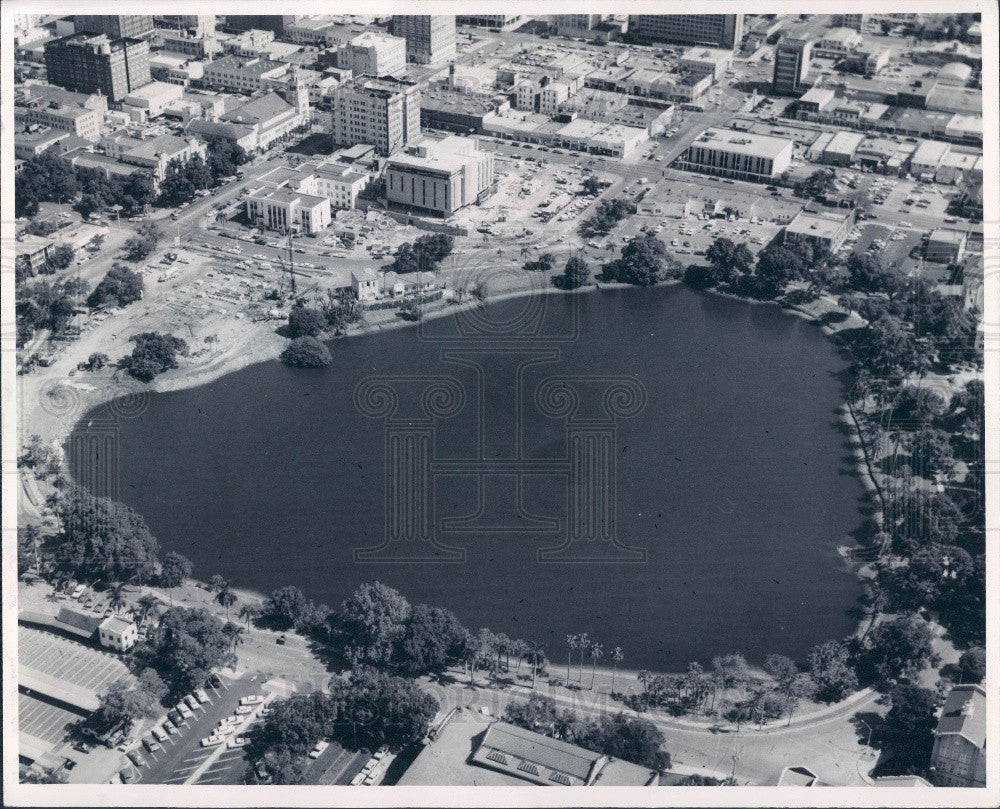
72, 285, 865, 671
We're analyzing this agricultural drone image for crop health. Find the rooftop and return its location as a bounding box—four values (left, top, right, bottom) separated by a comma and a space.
928, 228, 969, 245
935, 684, 986, 748
786, 208, 851, 239
221, 92, 293, 126
123, 133, 191, 160
691, 127, 794, 159
100, 614, 136, 634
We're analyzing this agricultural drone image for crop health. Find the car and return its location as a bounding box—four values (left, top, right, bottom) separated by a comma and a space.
143, 737, 161, 753
309, 740, 329, 759
177, 704, 194, 720
201, 736, 224, 748
151, 726, 169, 743
120, 767, 139, 784
128, 750, 147, 767
168, 709, 184, 726
235, 705, 254, 715
276, 634, 286, 645
72, 741, 91, 755
184, 695, 200, 711
240, 695, 265, 706
195, 689, 210, 704
351, 773, 366, 786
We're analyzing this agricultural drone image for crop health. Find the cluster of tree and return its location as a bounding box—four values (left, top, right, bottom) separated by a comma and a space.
580, 197, 634, 237
76, 167, 156, 219
280, 337, 332, 368
24, 218, 66, 237
119, 331, 189, 382
391, 234, 454, 274
523, 252, 555, 273
157, 154, 213, 206
133, 606, 235, 697
18, 435, 62, 479
245, 668, 439, 783
15, 245, 77, 282
503, 693, 671, 771
90, 668, 167, 736
286, 304, 327, 338
794, 168, 837, 200
873, 683, 939, 772
15, 276, 87, 347
206, 140, 249, 183
55, 487, 161, 584
15, 152, 79, 218
87, 263, 144, 309
561, 255, 590, 289
123, 222, 162, 262
601, 232, 678, 286
581, 175, 603, 196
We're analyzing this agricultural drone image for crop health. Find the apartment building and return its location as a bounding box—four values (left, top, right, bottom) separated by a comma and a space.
74, 15, 154, 39
331, 76, 420, 156
676, 127, 794, 182
391, 16, 457, 66
341, 32, 407, 78
628, 15, 744, 49
386, 135, 495, 216
45, 33, 151, 103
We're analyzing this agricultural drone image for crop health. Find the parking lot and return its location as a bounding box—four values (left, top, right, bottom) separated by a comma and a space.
130, 674, 262, 785
18, 690, 87, 746
19, 626, 132, 696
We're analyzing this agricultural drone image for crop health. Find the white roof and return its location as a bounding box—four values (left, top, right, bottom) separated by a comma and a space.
691, 128, 793, 159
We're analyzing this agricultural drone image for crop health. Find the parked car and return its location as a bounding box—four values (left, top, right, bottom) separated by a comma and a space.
194, 689, 210, 704
309, 740, 329, 759
143, 738, 161, 753
184, 695, 200, 711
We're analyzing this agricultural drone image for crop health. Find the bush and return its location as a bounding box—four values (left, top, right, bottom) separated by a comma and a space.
281, 337, 332, 367
119, 332, 188, 382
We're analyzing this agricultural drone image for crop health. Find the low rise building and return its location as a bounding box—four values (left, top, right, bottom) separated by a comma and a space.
675, 127, 794, 182
339, 31, 407, 78
680, 47, 734, 81
122, 81, 185, 119
925, 228, 968, 264
386, 135, 495, 216
97, 615, 138, 652
15, 129, 71, 160
822, 130, 865, 165
16, 234, 55, 273
246, 186, 331, 234
910, 139, 952, 180
782, 208, 853, 252
15, 85, 104, 141
200, 54, 289, 94
813, 27, 863, 58
108, 132, 206, 181
352, 268, 380, 301
931, 684, 986, 787
220, 92, 308, 152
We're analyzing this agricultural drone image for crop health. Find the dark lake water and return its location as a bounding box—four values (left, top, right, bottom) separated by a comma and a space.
72, 285, 866, 671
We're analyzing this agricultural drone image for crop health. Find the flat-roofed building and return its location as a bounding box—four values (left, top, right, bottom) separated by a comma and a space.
201, 54, 288, 94
814, 27, 863, 58
925, 228, 968, 264
340, 32, 407, 78
15, 98, 102, 141
822, 130, 865, 165
391, 16, 456, 66
910, 139, 951, 179
833, 14, 867, 31
152, 27, 221, 59
74, 15, 154, 39
97, 615, 138, 652
773, 37, 813, 95
332, 76, 420, 156
550, 15, 605, 38
246, 185, 331, 234
795, 86, 835, 118
386, 135, 495, 216
114, 132, 206, 181
783, 208, 852, 252
123, 80, 185, 118
676, 127, 794, 182
680, 47, 734, 81
44, 32, 151, 103
456, 15, 523, 31
931, 685, 986, 787
224, 15, 300, 36
155, 15, 216, 37
627, 14, 744, 49
15, 130, 71, 160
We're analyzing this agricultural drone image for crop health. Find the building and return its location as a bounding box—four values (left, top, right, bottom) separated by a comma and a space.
456, 16, 523, 30
386, 135, 495, 216
44, 33, 151, 103
925, 228, 968, 264
200, 54, 289, 94
822, 130, 865, 165
931, 685, 986, 787
254, 161, 369, 211
152, 27, 221, 59
155, 15, 216, 37
398, 710, 659, 786
420, 87, 507, 134
15, 130, 71, 160
627, 15, 744, 49
97, 615, 138, 652
351, 268, 380, 301
813, 27, 863, 58
122, 81, 185, 119
772, 37, 813, 95
73, 15, 154, 39
796, 86, 836, 117
220, 91, 308, 152
16, 234, 56, 273
391, 16, 457, 66
331, 76, 420, 156
15, 95, 102, 141
782, 208, 853, 252
833, 14, 868, 31
341, 32, 407, 78
777, 766, 821, 787
910, 139, 952, 179
111, 133, 206, 181
550, 15, 605, 37
224, 15, 300, 35
675, 127, 794, 182
680, 47, 734, 81
246, 186, 331, 234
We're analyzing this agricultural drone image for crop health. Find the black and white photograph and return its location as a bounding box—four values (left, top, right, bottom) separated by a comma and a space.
2, 3, 996, 806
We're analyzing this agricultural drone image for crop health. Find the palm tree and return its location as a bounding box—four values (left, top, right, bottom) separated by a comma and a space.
238, 603, 259, 633
577, 633, 589, 682
565, 634, 578, 683
589, 642, 604, 690
511, 639, 528, 677
222, 621, 245, 652
136, 594, 160, 628
216, 586, 237, 623
611, 647, 624, 696
526, 642, 544, 690
208, 574, 228, 593
108, 584, 126, 615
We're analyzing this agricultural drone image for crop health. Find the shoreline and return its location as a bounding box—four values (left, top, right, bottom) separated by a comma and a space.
19, 277, 884, 679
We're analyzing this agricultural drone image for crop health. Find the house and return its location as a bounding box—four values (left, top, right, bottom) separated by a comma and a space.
98, 615, 138, 652
351, 268, 380, 302
931, 684, 986, 787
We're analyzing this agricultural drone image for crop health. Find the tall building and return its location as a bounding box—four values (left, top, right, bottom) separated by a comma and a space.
331, 76, 420, 156
341, 32, 407, 78
833, 14, 867, 31
74, 15, 154, 39
224, 15, 300, 35
45, 33, 151, 103
155, 15, 216, 37
391, 16, 457, 65
386, 135, 495, 216
628, 14, 744, 49
772, 37, 813, 95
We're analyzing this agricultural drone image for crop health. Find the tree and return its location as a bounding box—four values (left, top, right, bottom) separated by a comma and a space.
287, 305, 326, 338
119, 332, 188, 382
44, 244, 76, 272
569, 713, 671, 771
338, 581, 411, 665
562, 255, 590, 289
328, 668, 439, 751
611, 647, 624, 695
705, 237, 753, 284
138, 606, 235, 696
523, 252, 555, 273
87, 263, 144, 308
879, 684, 937, 768
956, 647, 985, 684
866, 617, 935, 686
711, 653, 750, 690
208, 574, 228, 593
136, 594, 161, 628
239, 603, 261, 633
602, 232, 673, 286
396, 603, 468, 675
764, 654, 808, 723
109, 584, 127, 614
581, 197, 633, 236
589, 642, 604, 689
846, 253, 904, 296
91, 668, 167, 735
582, 175, 602, 196
18, 524, 44, 578
504, 693, 560, 735
15, 152, 79, 217
216, 586, 238, 622
280, 337, 332, 368
84, 352, 110, 371
797, 168, 836, 199
263, 585, 309, 631
565, 634, 578, 683
123, 222, 161, 262
747, 244, 806, 298
222, 621, 245, 652
807, 640, 859, 703
159, 551, 192, 605
577, 632, 590, 682
56, 488, 160, 584
676, 774, 736, 785
245, 691, 338, 770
